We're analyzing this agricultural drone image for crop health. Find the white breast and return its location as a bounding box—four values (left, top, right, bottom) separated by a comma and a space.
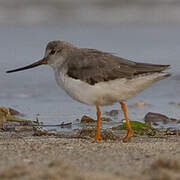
54, 67, 169, 106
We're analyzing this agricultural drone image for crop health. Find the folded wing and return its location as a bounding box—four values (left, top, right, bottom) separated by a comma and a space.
67, 48, 170, 85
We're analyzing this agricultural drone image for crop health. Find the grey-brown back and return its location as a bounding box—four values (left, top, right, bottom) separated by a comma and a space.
66, 48, 170, 85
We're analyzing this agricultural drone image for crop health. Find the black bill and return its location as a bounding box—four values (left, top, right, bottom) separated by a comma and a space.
6, 58, 47, 73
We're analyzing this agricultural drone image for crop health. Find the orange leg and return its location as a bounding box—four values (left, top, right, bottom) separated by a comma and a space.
94, 105, 102, 141
120, 102, 133, 142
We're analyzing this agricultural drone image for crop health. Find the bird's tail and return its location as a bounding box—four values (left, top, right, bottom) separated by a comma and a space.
135, 63, 170, 75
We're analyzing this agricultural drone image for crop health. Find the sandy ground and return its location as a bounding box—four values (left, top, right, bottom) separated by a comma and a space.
0, 132, 180, 180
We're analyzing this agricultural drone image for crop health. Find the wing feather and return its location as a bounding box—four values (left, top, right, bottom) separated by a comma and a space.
67, 48, 170, 85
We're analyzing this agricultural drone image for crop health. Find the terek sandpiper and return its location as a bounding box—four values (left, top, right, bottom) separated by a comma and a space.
6, 41, 170, 142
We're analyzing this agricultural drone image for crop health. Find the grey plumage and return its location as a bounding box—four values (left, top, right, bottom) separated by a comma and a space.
66, 48, 170, 85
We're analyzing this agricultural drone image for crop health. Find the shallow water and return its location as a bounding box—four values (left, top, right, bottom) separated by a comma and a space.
0, 24, 180, 130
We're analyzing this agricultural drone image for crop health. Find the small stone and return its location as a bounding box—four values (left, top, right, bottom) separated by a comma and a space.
144, 112, 170, 125
8, 108, 24, 116
166, 129, 180, 136
80, 115, 96, 123
33, 127, 48, 136
0, 107, 24, 116
105, 110, 119, 117
170, 118, 177, 122
0, 107, 10, 116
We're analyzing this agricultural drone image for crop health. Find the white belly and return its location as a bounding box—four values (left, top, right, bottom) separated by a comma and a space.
55, 69, 169, 106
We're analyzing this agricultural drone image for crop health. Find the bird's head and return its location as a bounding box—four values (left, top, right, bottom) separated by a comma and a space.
6, 41, 76, 73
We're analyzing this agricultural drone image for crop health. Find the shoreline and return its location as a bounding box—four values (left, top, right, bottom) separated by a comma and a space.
0, 133, 180, 180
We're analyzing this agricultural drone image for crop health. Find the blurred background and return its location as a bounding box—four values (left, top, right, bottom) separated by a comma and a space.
1, 0, 180, 26
0, 0, 180, 127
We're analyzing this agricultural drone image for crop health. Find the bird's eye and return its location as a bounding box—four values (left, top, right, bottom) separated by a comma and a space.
50, 50, 56, 55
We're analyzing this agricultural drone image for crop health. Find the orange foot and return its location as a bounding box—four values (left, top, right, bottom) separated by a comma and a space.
94, 135, 103, 141
123, 129, 133, 142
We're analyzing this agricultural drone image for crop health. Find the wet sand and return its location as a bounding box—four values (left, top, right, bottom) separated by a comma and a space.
0, 133, 179, 180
